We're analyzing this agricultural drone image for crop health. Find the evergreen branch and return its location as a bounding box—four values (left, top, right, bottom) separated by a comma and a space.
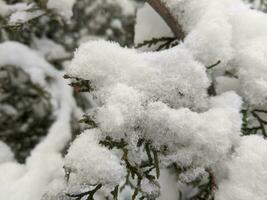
135, 37, 178, 51
79, 115, 97, 128
242, 109, 267, 137
99, 137, 128, 150
251, 111, 267, 137
152, 149, 160, 179
66, 184, 102, 200
111, 185, 119, 200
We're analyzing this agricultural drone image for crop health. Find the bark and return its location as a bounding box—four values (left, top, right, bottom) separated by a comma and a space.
147, 0, 185, 41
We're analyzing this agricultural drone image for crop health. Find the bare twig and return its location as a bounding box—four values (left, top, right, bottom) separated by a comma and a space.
147, 0, 185, 41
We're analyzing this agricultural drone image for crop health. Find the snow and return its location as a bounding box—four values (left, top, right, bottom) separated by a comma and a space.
64, 129, 126, 192
32, 37, 70, 61
0, 1, 44, 24
47, 0, 76, 20
68, 40, 210, 110
0, 41, 59, 86
67, 38, 243, 170
0, 142, 14, 164
135, 0, 267, 105
1, 0, 267, 199
0, 41, 79, 200
9, 10, 44, 24
144, 97, 241, 167
216, 135, 267, 200
0, 0, 29, 17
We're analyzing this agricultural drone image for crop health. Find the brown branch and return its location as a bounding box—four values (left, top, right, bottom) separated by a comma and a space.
147, 0, 185, 41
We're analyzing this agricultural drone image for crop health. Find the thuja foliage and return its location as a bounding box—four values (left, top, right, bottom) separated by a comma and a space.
64, 30, 267, 200
0, 0, 138, 163
66, 77, 218, 200
242, 108, 267, 137
0, 0, 136, 49
135, 37, 179, 51
0, 65, 54, 163
246, 0, 267, 11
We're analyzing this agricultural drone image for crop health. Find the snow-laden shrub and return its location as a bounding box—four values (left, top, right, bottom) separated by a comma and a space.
60, 0, 267, 200
1, 0, 267, 200
0, 0, 139, 200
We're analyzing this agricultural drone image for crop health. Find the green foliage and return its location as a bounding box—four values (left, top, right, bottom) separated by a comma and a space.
0, 0, 136, 49
0, 65, 54, 163
135, 37, 179, 51
0, 0, 137, 164
66, 184, 102, 200
242, 109, 267, 137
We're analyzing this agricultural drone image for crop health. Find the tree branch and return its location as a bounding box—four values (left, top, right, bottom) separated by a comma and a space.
147, 0, 185, 41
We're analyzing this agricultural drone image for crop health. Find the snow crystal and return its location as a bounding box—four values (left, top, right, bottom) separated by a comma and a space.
64, 129, 125, 192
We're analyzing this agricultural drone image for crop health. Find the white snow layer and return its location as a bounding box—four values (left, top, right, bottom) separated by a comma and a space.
0, 142, 14, 164
216, 135, 267, 200
65, 0, 267, 199
67, 40, 242, 194
64, 129, 125, 192
1, 0, 267, 199
135, 0, 267, 105
0, 41, 78, 200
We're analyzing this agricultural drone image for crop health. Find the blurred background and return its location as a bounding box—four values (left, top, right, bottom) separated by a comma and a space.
0, 0, 144, 164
